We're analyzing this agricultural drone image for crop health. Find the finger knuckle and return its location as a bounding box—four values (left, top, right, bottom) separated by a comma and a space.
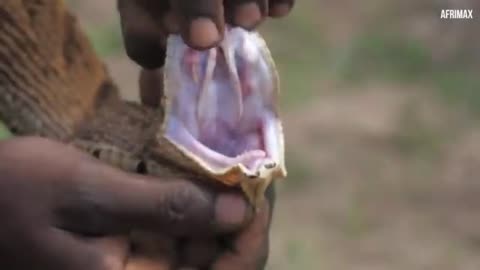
161, 182, 213, 228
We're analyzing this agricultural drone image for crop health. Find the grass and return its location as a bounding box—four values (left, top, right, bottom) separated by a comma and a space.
283, 240, 317, 270
266, 240, 317, 270
86, 22, 124, 58
337, 32, 432, 82
433, 70, 480, 114
0, 121, 12, 140
342, 199, 371, 239
390, 102, 446, 158
335, 29, 480, 117
260, 0, 327, 109
280, 150, 315, 191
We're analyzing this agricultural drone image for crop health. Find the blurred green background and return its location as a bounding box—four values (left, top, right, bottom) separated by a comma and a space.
69, 0, 480, 269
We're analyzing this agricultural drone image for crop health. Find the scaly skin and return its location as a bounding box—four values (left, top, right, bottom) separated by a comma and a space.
0, 0, 182, 178
0, 0, 109, 139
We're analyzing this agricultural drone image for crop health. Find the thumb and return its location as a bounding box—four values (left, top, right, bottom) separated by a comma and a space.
46, 140, 249, 237
0, 137, 243, 237
55, 157, 218, 237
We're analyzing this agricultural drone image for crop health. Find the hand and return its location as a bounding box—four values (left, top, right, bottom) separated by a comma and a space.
131, 188, 275, 270
210, 186, 275, 270
0, 137, 252, 270
117, 0, 295, 69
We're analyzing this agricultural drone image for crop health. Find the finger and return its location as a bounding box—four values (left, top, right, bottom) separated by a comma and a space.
179, 238, 219, 268
130, 231, 176, 256
268, 0, 294, 17
127, 231, 176, 270
0, 137, 240, 237
162, 11, 181, 34
139, 68, 164, 108
41, 142, 247, 236
125, 256, 172, 270
170, 0, 224, 49
211, 202, 271, 270
0, 194, 105, 270
225, 0, 268, 29
214, 193, 253, 233
85, 236, 130, 270
118, 0, 168, 69
57, 163, 217, 237
4, 227, 108, 270
42, 229, 113, 270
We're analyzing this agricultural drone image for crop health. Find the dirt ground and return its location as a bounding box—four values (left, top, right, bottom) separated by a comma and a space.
70, 0, 480, 269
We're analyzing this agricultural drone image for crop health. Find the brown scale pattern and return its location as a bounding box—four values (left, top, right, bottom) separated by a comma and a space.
0, 0, 107, 140
0, 0, 193, 181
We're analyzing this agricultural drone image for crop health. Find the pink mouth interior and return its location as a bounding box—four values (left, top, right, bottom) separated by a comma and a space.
165, 29, 279, 174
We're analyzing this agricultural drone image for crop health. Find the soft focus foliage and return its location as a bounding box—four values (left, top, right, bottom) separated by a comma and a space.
0, 121, 11, 140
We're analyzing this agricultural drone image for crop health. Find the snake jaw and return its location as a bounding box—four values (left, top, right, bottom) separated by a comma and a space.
241, 176, 272, 208
159, 27, 286, 206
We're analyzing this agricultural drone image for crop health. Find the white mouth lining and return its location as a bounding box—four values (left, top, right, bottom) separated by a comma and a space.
163, 28, 283, 176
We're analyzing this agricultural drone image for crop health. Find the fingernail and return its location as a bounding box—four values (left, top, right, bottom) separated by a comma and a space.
214, 194, 250, 230
270, 3, 291, 17
235, 2, 263, 29
189, 18, 220, 48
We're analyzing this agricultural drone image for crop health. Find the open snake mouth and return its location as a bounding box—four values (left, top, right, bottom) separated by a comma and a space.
163, 27, 285, 178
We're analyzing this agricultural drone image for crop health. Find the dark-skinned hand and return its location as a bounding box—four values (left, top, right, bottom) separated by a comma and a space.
118, 0, 295, 70
0, 137, 258, 270
120, 0, 295, 106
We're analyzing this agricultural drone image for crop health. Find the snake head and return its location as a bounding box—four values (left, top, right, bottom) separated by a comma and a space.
156, 27, 286, 206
